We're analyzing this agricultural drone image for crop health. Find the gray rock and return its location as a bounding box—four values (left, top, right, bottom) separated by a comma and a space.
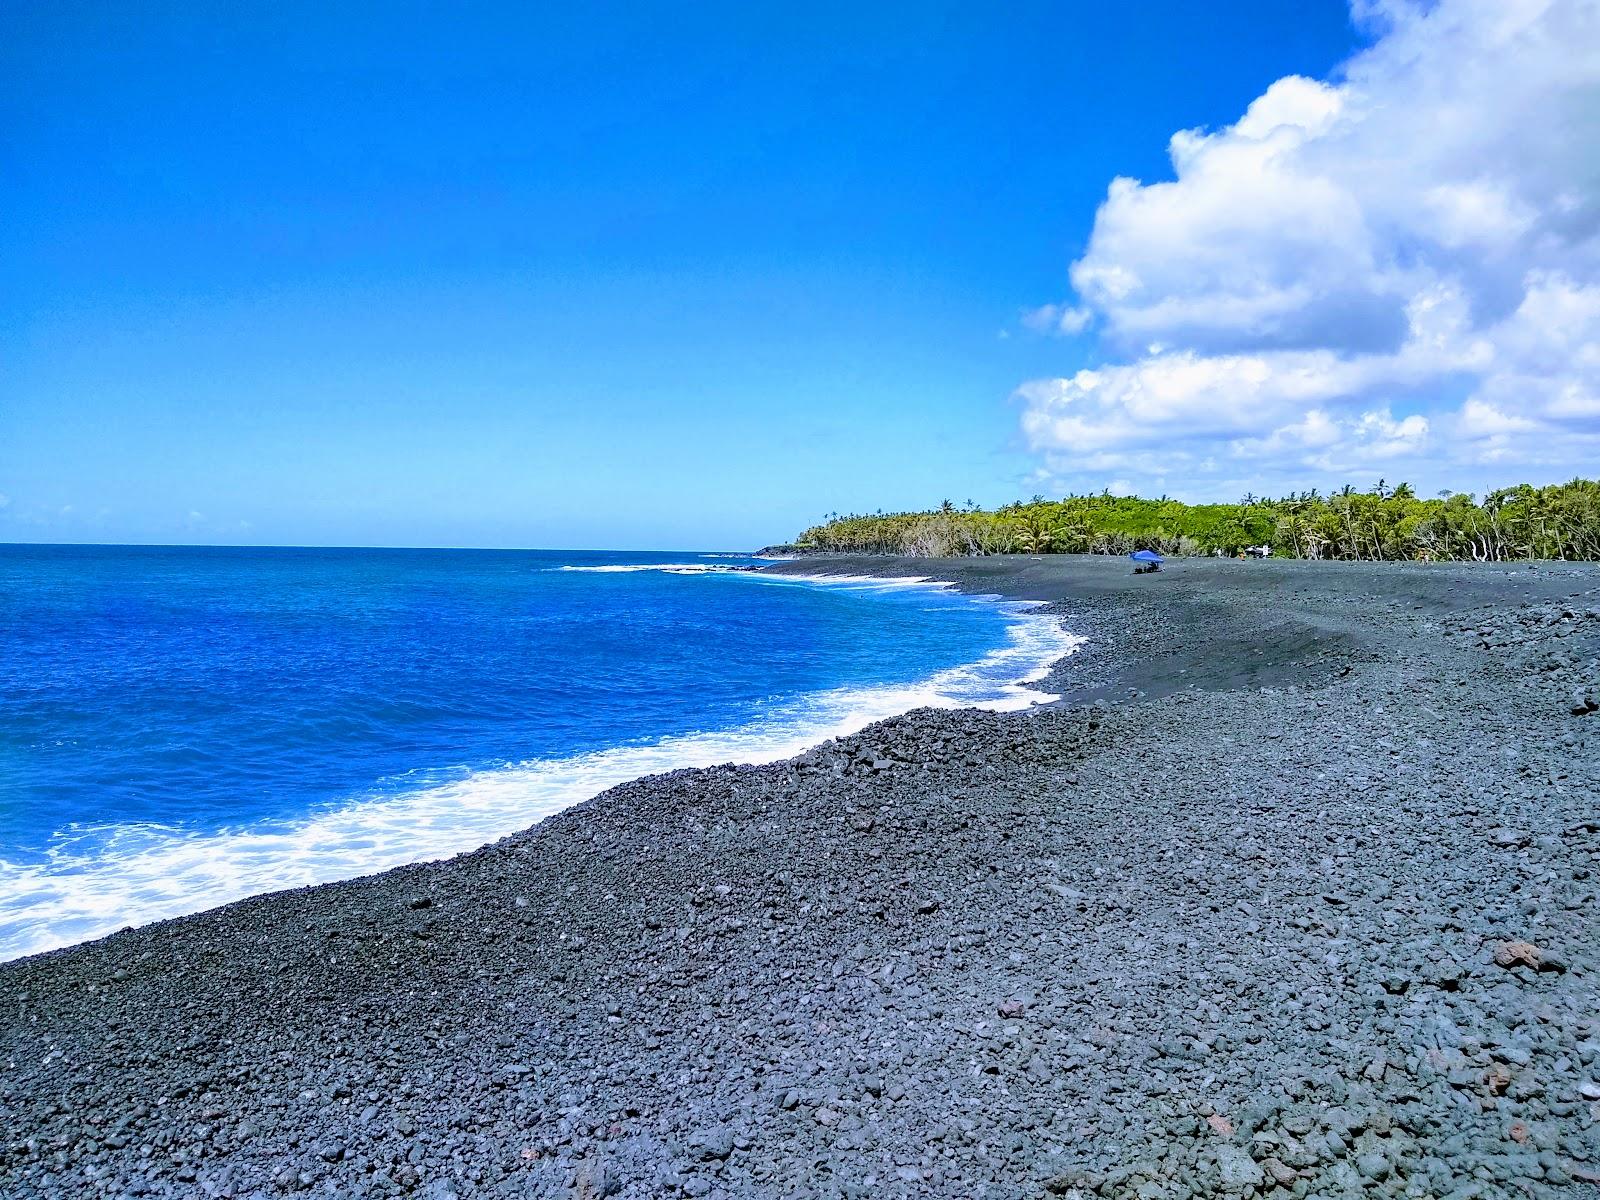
1216, 1144, 1264, 1189
687, 1126, 734, 1161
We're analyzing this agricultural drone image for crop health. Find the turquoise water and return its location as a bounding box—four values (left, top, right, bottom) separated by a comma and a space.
0, 546, 1079, 959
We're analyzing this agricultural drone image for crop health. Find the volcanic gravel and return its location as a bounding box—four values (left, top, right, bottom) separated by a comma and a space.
2, 555, 1599, 1200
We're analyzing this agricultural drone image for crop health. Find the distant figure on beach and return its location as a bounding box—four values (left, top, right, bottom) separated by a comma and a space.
1130, 549, 1163, 574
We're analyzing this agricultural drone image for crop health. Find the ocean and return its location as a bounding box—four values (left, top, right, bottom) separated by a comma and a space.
0, 545, 1080, 960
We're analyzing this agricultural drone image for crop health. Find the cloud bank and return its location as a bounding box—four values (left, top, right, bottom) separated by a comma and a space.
1019, 0, 1600, 496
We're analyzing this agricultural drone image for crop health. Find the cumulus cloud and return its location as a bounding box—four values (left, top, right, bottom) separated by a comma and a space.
1018, 0, 1600, 494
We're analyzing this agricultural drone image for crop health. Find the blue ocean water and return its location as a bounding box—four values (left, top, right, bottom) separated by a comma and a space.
0, 546, 1080, 960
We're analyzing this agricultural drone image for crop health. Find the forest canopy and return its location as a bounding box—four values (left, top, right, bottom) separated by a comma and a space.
790, 479, 1600, 562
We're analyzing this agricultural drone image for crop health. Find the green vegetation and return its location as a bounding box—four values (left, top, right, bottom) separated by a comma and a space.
795, 479, 1600, 561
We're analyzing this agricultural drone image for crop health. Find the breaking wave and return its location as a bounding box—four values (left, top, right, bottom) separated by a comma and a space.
0, 577, 1081, 961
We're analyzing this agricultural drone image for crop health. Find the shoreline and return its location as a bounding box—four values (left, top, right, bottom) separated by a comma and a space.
0, 570, 1075, 964
4, 555, 1599, 1198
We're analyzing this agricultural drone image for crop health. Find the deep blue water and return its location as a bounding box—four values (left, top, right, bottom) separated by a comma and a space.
0, 546, 1078, 959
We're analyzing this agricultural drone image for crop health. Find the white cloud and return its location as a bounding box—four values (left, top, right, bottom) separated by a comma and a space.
1019, 0, 1600, 493
0, 492, 9, 509
1022, 303, 1093, 335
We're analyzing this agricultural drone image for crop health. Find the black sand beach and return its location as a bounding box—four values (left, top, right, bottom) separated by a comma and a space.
3, 555, 1599, 1199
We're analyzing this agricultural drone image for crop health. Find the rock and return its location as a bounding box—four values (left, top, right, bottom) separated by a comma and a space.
1044, 1168, 1101, 1194
1216, 1144, 1264, 1189
1493, 939, 1566, 971
1488, 827, 1531, 848
1262, 1157, 1298, 1186
1493, 939, 1540, 969
687, 1126, 734, 1161
577, 1159, 621, 1198
998, 999, 1025, 1019
1355, 1151, 1390, 1181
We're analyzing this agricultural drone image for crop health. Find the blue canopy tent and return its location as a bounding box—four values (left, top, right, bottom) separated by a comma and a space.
1129, 549, 1164, 573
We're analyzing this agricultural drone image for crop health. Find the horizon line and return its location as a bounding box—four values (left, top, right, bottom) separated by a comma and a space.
0, 540, 769, 555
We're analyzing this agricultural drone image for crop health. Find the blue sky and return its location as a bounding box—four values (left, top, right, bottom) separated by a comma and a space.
1, 2, 1404, 547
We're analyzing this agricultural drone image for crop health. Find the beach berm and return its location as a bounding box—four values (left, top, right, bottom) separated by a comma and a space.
2, 555, 1598, 1199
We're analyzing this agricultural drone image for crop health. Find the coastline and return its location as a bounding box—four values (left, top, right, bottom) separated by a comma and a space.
0, 569, 1074, 963
4, 554, 1599, 1198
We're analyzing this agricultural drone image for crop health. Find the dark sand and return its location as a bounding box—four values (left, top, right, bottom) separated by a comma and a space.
3, 554, 1598, 1199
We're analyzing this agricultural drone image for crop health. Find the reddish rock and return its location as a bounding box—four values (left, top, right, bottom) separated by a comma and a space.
1494, 940, 1543, 969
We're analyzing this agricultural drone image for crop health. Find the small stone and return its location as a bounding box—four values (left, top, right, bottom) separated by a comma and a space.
998, 999, 1025, 1019
1263, 1157, 1298, 1186
1216, 1144, 1263, 1188
1281, 1110, 1315, 1136
1355, 1151, 1390, 1181
1493, 940, 1542, 970
1045, 1168, 1100, 1194
408, 896, 433, 910
687, 1126, 734, 1161
1489, 827, 1531, 848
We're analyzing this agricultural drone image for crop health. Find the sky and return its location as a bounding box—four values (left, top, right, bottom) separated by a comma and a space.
2, 0, 1595, 549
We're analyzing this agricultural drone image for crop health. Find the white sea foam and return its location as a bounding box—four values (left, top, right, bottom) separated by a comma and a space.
548, 562, 740, 574
0, 579, 1083, 962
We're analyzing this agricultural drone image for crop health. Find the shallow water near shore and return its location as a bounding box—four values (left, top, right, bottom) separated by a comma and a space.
0, 545, 1080, 960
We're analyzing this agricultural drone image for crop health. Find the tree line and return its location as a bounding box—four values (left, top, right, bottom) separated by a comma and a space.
791, 479, 1600, 561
